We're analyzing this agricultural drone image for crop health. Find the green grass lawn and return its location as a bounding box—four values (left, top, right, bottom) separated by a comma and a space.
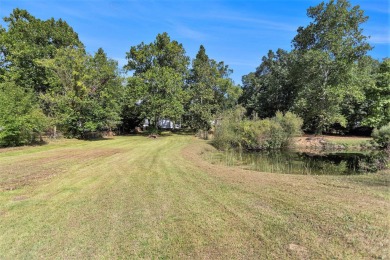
0, 135, 389, 259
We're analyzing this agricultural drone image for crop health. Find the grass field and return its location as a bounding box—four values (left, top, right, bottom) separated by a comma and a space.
0, 135, 389, 259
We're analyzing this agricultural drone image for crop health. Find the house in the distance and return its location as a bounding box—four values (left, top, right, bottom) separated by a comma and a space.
142, 118, 181, 130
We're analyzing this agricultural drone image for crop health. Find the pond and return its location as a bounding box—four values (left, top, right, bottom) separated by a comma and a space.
207, 149, 388, 175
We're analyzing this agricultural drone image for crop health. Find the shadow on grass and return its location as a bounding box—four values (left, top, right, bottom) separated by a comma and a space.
346, 171, 390, 187
82, 137, 116, 142
0, 139, 50, 153
125, 129, 196, 137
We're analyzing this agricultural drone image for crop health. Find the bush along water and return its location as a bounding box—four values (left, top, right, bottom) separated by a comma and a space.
213, 108, 303, 150
372, 122, 390, 149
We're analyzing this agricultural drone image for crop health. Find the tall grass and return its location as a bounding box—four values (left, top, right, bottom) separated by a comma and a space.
213, 108, 303, 150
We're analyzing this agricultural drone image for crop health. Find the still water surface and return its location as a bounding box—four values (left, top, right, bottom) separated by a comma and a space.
209, 149, 388, 175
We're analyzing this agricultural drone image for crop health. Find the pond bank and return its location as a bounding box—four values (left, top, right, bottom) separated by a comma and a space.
293, 135, 372, 150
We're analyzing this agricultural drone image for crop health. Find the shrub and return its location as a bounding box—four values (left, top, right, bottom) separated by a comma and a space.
0, 82, 48, 147
213, 109, 303, 150
372, 123, 390, 149
273, 111, 303, 147
213, 108, 243, 150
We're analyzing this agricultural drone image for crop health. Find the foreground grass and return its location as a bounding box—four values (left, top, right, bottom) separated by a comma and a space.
0, 135, 389, 259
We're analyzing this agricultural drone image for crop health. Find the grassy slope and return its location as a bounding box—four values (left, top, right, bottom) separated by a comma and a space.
0, 135, 389, 259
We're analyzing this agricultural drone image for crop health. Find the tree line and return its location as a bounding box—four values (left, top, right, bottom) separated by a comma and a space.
240, 0, 389, 134
0, 9, 241, 146
0, 0, 389, 147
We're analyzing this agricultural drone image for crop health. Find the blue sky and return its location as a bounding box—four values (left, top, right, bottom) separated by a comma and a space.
0, 0, 389, 84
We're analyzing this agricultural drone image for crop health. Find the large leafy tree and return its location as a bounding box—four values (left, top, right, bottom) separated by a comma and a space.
125, 32, 189, 76
1, 9, 123, 142
187, 45, 241, 131
362, 58, 390, 128
212, 60, 241, 111
340, 56, 378, 130
38, 47, 88, 137
292, 0, 371, 62
292, 50, 348, 132
129, 67, 186, 128
39, 47, 122, 137
187, 45, 217, 130
124, 33, 189, 128
292, 0, 372, 133
0, 81, 47, 146
240, 0, 375, 134
0, 9, 84, 142
86, 48, 123, 132
0, 8, 82, 93
240, 49, 297, 119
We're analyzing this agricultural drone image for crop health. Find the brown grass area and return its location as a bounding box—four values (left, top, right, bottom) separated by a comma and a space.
0, 148, 123, 191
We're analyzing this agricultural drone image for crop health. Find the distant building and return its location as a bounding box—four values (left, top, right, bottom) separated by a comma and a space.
143, 119, 149, 129
142, 118, 181, 130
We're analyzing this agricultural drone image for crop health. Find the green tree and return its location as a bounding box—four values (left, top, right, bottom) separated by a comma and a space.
39, 47, 89, 137
212, 61, 241, 111
125, 32, 189, 76
0, 8, 82, 93
120, 76, 145, 133
39, 47, 122, 138
124, 33, 189, 128
0, 81, 47, 146
239, 72, 260, 117
291, 0, 372, 133
138, 67, 186, 128
292, 0, 371, 63
187, 45, 241, 131
187, 45, 217, 130
86, 48, 123, 133
363, 58, 390, 128
292, 50, 347, 132
340, 56, 378, 130
240, 49, 297, 119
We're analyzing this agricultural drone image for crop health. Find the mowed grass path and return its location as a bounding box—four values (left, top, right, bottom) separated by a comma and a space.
0, 135, 389, 259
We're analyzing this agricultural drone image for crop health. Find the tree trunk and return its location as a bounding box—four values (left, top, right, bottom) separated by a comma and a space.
53, 125, 57, 139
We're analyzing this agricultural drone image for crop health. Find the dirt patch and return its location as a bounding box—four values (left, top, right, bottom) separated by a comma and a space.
288, 243, 309, 259
0, 148, 124, 191
293, 136, 328, 149
13, 195, 29, 201
321, 135, 371, 141
293, 134, 371, 150
0, 146, 29, 154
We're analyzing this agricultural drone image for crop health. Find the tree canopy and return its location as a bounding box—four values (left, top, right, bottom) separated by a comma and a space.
239, 0, 386, 134
0, 8, 82, 93
187, 45, 241, 131
123, 33, 189, 128
0, 9, 122, 144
